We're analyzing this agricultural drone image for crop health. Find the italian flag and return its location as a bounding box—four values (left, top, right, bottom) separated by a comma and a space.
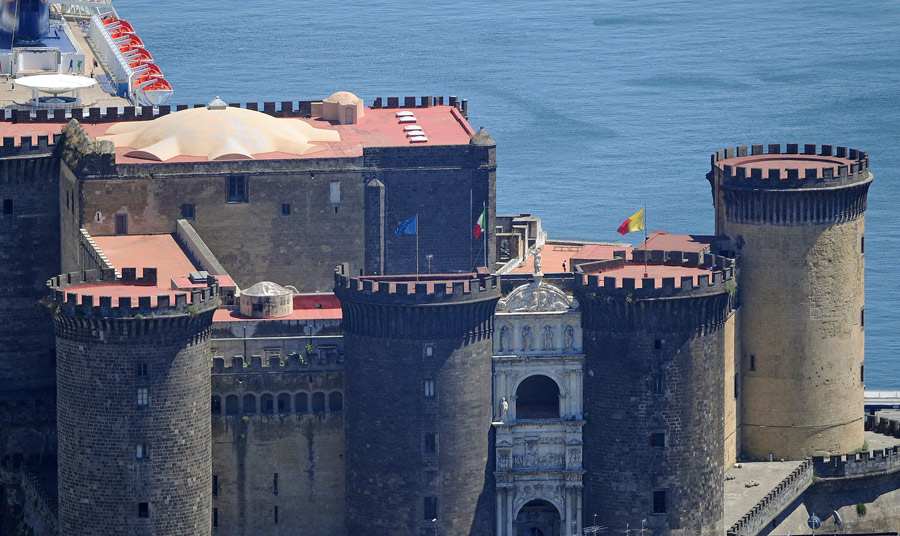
617, 208, 645, 235
473, 205, 486, 239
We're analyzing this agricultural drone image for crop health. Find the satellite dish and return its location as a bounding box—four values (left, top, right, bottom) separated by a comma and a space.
833, 510, 843, 529
807, 514, 821, 530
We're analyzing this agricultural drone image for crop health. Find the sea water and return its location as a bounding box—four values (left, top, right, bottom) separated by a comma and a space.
115, 0, 900, 388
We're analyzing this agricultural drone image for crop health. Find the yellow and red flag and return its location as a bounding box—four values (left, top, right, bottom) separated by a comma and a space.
617, 208, 645, 235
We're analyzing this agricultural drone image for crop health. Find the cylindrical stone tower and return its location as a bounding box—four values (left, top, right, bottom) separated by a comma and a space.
335, 266, 499, 536
48, 267, 218, 536
708, 143, 871, 460
576, 250, 735, 536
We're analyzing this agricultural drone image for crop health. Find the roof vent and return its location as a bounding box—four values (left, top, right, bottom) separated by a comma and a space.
396, 111, 415, 117
206, 96, 227, 110
399, 116, 417, 123
189, 270, 210, 283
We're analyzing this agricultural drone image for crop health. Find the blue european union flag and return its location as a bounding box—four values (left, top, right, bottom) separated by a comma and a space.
394, 215, 417, 236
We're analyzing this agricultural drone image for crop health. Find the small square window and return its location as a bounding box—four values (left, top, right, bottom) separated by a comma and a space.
282, 203, 291, 216
136, 443, 149, 460
424, 496, 437, 521
137, 387, 149, 407
424, 344, 434, 358
650, 433, 665, 448
2, 199, 12, 215
227, 176, 248, 203
424, 379, 435, 399
138, 502, 149, 518
652, 490, 667, 514
181, 203, 195, 219
136, 363, 148, 378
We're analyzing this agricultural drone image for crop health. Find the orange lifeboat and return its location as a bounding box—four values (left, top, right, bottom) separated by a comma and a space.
114, 32, 145, 48
130, 62, 162, 77
121, 46, 153, 62
103, 18, 135, 33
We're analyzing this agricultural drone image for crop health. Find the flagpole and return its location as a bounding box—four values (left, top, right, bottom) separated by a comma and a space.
470, 190, 474, 270
643, 204, 648, 278
416, 213, 420, 281
483, 202, 488, 270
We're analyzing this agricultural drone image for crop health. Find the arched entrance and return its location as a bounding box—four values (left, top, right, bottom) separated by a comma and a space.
516, 375, 560, 419
515, 499, 561, 536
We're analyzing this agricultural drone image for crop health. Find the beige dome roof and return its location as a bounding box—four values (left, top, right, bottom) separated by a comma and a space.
99, 106, 340, 161
242, 281, 292, 297
324, 91, 361, 105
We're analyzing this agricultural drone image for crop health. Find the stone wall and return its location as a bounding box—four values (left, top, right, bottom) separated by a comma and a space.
0, 141, 61, 463
211, 360, 345, 536
49, 268, 217, 536
732, 219, 866, 459
724, 310, 741, 467
335, 269, 500, 536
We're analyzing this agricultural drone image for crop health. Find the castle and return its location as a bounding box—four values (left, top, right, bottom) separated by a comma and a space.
0, 84, 873, 535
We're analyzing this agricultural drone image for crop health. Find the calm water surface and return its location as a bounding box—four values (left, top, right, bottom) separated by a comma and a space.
115, 0, 900, 388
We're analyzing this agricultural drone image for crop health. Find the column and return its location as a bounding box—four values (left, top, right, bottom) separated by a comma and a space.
496, 489, 503, 536
576, 488, 583, 536
565, 487, 573, 536
507, 488, 514, 536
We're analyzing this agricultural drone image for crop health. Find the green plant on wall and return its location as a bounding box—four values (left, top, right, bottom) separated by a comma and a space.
856, 502, 867, 516
305, 342, 313, 356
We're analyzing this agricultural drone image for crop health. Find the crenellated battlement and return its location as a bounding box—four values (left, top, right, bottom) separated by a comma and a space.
58, 119, 116, 177
575, 249, 736, 299
0, 133, 60, 157
333, 264, 499, 306
0, 95, 468, 124
710, 143, 870, 189
45, 266, 219, 320
726, 460, 813, 536
813, 445, 900, 479
211, 354, 340, 373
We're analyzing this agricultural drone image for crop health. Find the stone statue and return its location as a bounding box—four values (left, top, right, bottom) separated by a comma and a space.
499, 396, 509, 421
499, 325, 510, 352
542, 325, 554, 351
564, 325, 575, 350
521, 325, 533, 351
533, 250, 542, 274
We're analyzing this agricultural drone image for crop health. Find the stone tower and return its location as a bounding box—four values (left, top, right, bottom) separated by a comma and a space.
575, 250, 736, 536
0, 135, 60, 463
47, 267, 218, 536
708, 143, 871, 460
334, 266, 499, 535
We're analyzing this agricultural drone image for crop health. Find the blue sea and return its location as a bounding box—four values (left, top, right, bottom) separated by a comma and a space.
116, 0, 900, 388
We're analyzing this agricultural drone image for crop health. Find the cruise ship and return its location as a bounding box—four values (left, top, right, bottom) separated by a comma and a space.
1, 0, 171, 114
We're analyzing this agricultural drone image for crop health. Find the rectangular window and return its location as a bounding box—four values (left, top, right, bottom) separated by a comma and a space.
138, 502, 149, 518
137, 387, 149, 407
213, 508, 218, 528
227, 176, 248, 203
424, 433, 436, 453
653, 376, 663, 395
329, 181, 340, 205
861, 235, 865, 254
181, 203, 195, 219
282, 203, 291, 216
654, 339, 662, 350
861, 365, 865, 384
861, 308, 865, 328
274, 505, 279, 525
136, 443, 149, 460
734, 373, 739, 399
652, 490, 667, 514
424, 496, 437, 521
749, 355, 756, 371
650, 433, 665, 448
273, 473, 278, 495
424, 379, 435, 399
424, 344, 434, 358
2, 199, 12, 215
115, 213, 128, 235
213, 475, 218, 496
136, 363, 148, 378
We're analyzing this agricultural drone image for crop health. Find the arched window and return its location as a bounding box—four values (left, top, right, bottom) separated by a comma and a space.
261, 394, 274, 414
515, 375, 560, 419
225, 395, 239, 415
243, 394, 257, 414
295, 393, 308, 413
277, 393, 290, 413
211, 395, 221, 414
312, 392, 326, 412
329, 392, 343, 412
